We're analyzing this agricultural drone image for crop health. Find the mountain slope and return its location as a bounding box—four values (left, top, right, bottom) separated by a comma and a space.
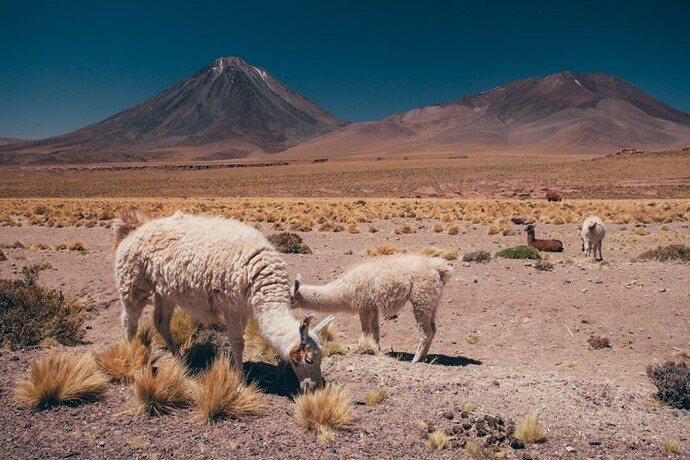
279, 71, 690, 158
0, 57, 347, 164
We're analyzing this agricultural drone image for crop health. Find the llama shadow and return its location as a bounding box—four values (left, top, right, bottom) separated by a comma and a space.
385, 352, 482, 367
243, 361, 300, 397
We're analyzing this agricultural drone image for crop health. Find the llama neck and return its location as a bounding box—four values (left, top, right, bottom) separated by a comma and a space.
296, 281, 352, 313
526, 231, 535, 245
253, 303, 300, 361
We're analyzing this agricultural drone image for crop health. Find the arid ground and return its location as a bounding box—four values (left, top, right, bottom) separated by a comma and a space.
1, 150, 689, 459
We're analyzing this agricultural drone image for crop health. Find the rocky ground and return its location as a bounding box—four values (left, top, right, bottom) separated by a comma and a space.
0, 218, 688, 459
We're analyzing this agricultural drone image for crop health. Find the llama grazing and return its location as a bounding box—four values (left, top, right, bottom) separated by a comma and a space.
290, 254, 453, 363
581, 215, 606, 260
525, 223, 564, 252
113, 209, 334, 391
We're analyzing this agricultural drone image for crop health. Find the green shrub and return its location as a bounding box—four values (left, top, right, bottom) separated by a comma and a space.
635, 244, 690, 262
0, 265, 85, 349
495, 246, 541, 260
647, 361, 690, 409
462, 250, 491, 263
268, 232, 312, 254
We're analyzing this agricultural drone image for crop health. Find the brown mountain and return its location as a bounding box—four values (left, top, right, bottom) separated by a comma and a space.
279, 71, 690, 159
0, 57, 347, 164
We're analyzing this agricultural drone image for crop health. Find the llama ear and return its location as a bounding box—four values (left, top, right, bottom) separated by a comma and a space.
313, 315, 335, 336
299, 313, 315, 346
292, 273, 302, 295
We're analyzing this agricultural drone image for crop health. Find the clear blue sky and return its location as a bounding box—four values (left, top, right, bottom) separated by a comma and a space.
1, 1, 689, 139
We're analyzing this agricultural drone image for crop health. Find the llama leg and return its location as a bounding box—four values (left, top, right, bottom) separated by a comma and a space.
411, 302, 437, 363
359, 307, 381, 348
153, 293, 179, 356
226, 319, 246, 373
120, 293, 148, 342
596, 242, 603, 261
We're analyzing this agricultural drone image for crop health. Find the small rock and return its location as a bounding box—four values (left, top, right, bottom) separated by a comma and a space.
565, 445, 576, 453
581, 288, 588, 293
510, 439, 525, 449
442, 411, 454, 420
98, 441, 105, 447
522, 454, 533, 460
462, 423, 473, 431
114, 430, 122, 436
588, 439, 602, 446
659, 288, 666, 293
10, 356, 19, 361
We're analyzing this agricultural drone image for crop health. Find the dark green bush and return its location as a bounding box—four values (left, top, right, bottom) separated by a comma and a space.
268, 232, 312, 254
462, 250, 492, 263
495, 246, 541, 260
635, 244, 690, 262
647, 361, 690, 409
0, 265, 85, 349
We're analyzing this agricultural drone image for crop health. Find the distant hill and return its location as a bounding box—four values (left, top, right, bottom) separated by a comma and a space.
0, 57, 347, 164
0, 137, 30, 147
279, 71, 690, 159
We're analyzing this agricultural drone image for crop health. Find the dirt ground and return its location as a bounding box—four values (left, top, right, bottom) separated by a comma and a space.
0, 217, 689, 459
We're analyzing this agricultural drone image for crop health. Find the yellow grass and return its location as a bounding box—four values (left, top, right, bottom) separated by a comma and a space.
293, 384, 354, 440
663, 439, 682, 455
365, 387, 391, 405
426, 429, 453, 450
133, 359, 194, 416
194, 356, 264, 422
15, 352, 109, 409
362, 244, 406, 256
357, 334, 380, 355
96, 339, 151, 383
514, 410, 547, 444
151, 309, 199, 352
243, 319, 278, 363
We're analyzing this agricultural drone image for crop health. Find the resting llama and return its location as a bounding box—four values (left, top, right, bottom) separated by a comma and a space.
581, 215, 606, 260
525, 223, 564, 252
113, 209, 333, 391
290, 254, 453, 363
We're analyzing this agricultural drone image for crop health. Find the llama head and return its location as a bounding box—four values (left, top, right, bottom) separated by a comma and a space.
288, 313, 335, 392
525, 224, 535, 234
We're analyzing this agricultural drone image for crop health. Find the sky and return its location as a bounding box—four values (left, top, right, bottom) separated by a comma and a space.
1, 0, 689, 139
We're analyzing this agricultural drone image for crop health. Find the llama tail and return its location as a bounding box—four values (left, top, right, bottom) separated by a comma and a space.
113, 208, 150, 243
431, 258, 454, 285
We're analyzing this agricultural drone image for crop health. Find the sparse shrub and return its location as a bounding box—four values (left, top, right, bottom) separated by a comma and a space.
365, 387, 390, 405
394, 222, 416, 234
463, 250, 491, 263
646, 361, 690, 409
534, 259, 554, 271
635, 244, 690, 262
134, 359, 194, 416
432, 223, 444, 233
194, 356, 264, 422
445, 223, 461, 235
514, 410, 546, 444
16, 352, 109, 409
495, 246, 541, 260
294, 384, 354, 443
0, 266, 85, 348
267, 232, 312, 254
588, 335, 611, 349
96, 339, 151, 383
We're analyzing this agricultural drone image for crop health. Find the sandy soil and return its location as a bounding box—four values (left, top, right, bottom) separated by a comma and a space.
1, 218, 689, 459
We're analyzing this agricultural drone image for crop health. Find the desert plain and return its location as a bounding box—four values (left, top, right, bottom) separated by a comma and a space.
0, 149, 689, 459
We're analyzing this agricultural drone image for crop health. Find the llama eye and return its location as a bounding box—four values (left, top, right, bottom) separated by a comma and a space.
305, 356, 314, 364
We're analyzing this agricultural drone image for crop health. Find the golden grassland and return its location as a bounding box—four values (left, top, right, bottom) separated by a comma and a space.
1, 196, 689, 229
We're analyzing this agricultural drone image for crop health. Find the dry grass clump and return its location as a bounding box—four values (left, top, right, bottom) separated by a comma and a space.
663, 439, 682, 455
194, 356, 264, 422
134, 359, 194, 416
55, 241, 90, 254
96, 339, 151, 383
16, 352, 110, 409
634, 244, 690, 262
365, 387, 390, 405
267, 232, 312, 254
646, 361, 690, 409
445, 222, 463, 235
463, 250, 491, 263
293, 384, 354, 443
426, 429, 454, 450
534, 259, 554, 271
244, 319, 278, 363
152, 309, 199, 352
357, 334, 380, 355
487, 219, 517, 236
0, 265, 85, 349
393, 222, 416, 234
514, 410, 546, 445
314, 321, 346, 357
362, 244, 406, 256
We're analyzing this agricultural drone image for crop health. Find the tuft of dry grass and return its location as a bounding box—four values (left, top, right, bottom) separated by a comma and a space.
293, 384, 354, 442
588, 335, 612, 349
426, 429, 453, 450
16, 352, 109, 409
663, 439, 682, 455
362, 244, 406, 256
393, 222, 416, 234
647, 361, 690, 409
96, 339, 151, 383
634, 244, 690, 262
133, 359, 194, 416
244, 319, 278, 363
194, 356, 264, 422
465, 440, 495, 459
151, 309, 199, 352
357, 334, 380, 355
365, 387, 391, 405
514, 410, 547, 444
460, 401, 477, 413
